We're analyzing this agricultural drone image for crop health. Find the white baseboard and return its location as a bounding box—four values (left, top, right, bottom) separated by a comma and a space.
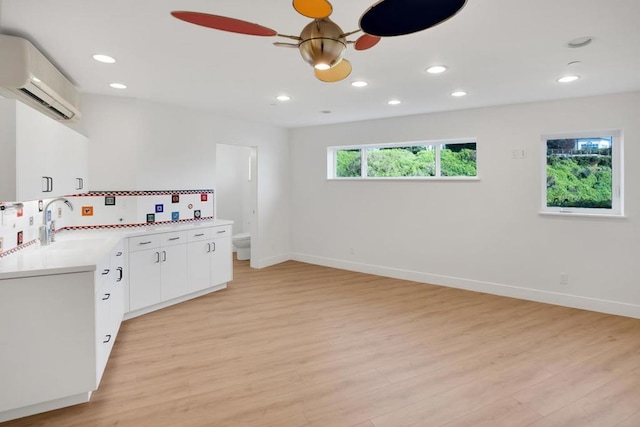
0, 392, 90, 423
290, 253, 640, 319
254, 252, 292, 269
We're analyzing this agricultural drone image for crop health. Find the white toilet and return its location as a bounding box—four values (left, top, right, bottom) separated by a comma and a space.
232, 233, 251, 260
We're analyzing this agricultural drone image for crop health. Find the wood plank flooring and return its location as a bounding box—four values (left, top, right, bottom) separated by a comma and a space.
3, 259, 640, 427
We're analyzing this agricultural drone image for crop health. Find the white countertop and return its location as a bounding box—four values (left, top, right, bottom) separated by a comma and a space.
0, 219, 233, 280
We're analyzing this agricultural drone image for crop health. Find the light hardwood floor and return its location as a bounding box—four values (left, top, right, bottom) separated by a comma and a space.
4, 259, 640, 427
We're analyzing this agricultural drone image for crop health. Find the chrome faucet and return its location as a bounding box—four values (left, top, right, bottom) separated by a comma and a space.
39, 197, 74, 246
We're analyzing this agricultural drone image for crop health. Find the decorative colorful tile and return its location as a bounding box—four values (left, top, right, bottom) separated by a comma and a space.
187, 203, 193, 210
200, 193, 208, 202
17, 231, 23, 245
82, 206, 94, 216
172, 194, 180, 203
105, 196, 116, 206
155, 204, 164, 213
194, 210, 201, 219
171, 212, 180, 221
146, 213, 155, 223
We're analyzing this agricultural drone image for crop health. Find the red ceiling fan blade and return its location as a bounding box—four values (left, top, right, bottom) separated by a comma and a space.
171, 11, 277, 36
354, 34, 381, 51
293, 0, 333, 19
359, 0, 467, 37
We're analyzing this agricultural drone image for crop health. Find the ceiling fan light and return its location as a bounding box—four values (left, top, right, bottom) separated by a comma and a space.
315, 63, 331, 70
299, 18, 347, 69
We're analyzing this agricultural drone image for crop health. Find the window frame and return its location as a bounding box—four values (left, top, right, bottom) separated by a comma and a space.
327, 138, 478, 180
540, 129, 623, 217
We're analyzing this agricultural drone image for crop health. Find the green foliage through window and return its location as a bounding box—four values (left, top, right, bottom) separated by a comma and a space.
546, 137, 613, 209
332, 141, 477, 179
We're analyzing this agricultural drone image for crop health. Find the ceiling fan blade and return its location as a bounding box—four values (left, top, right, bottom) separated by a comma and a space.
354, 34, 381, 51
293, 0, 333, 19
274, 42, 299, 48
315, 59, 352, 83
171, 11, 277, 36
359, 0, 467, 37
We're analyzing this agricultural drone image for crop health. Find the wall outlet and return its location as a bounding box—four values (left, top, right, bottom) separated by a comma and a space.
560, 273, 569, 285
511, 149, 527, 159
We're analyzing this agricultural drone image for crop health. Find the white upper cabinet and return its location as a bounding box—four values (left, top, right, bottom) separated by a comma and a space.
0, 99, 89, 202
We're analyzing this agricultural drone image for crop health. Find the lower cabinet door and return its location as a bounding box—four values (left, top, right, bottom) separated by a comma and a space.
187, 241, 211, 293
211, 235, 233, 286
160, 244, 188, 301
129, 248, 162, 311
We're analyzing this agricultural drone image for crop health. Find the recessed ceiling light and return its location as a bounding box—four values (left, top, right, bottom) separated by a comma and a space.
557, 75, 580, 83
93, 54, 116, 64
109, 83, 127, 89
388, 99, 401, 105
451, 91, 467, 97
567, 36, 592, 48
351, 81, 368, 87
276, 95, 291, 101
426, 65, 447, 74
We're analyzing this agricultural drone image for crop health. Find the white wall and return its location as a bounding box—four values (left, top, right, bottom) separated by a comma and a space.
289, 91, 640, 318
81, 94, 290, 268
216, 144, 252, 234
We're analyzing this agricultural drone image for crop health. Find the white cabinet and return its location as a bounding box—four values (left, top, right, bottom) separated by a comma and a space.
129, 225, 232, 315
128, 231, 187, 311
211, 226, 233, 286
0, 99, 89, 202
95, 240, 127, 383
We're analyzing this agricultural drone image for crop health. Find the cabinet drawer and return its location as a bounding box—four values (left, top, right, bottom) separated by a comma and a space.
129, 234, 161, 252
187, 228, 211, 242
160, 231, 187, 247
211, 225, 232, 239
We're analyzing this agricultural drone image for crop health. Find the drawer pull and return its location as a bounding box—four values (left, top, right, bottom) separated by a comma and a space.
138, 241, 152, 245
102, 269, 110, 275
194, 233, 205, 237
102, 293, 111, 301
115, 251, 123, 256
103, 334, 112, 344
168, 237, 181, 241
216, 230, 226, 234
116, 267, 123, 282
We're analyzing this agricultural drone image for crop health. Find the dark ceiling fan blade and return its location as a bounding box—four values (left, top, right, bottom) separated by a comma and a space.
171, 11, 277, 36
293, 0, 333, 19
315, 58, 352, 82
359, 0, 467, 37
354, 34, 381, 51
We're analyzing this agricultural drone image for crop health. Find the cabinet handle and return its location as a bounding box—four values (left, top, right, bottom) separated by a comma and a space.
48, 177, 53, 192
116, 267, 123, 282
168, 237, 180, 241
76, 177, 84, 190
211, 242, 216, 252
162, 251, 167, 262
139, 241, 152, 245
194, 233, 205, 237
102, 269, 110, 275
115, 251, 123, 256
103, 334, 112, 344
207, 243, 211, 253
102, 293, 111, 300
155, 252, 160, 263
216, 230, 226, 234
42, 176, 53, 193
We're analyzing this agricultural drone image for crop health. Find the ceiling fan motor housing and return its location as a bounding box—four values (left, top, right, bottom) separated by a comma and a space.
299, 18, 346, 69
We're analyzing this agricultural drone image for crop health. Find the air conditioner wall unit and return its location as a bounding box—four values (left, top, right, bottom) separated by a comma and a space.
0, 34, 81, 121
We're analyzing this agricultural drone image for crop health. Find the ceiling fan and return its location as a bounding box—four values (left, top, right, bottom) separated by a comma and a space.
171, 0, 467, 83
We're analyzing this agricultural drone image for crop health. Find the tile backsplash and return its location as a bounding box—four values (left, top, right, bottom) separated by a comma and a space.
0, 190, 214, 257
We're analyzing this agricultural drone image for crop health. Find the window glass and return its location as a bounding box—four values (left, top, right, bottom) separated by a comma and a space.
336, 149, 361, 177
366, 145, 435, 177
441, 143, 477, 177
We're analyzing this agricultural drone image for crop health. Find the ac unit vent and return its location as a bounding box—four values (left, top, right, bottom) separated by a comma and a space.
18, 88, 72, 120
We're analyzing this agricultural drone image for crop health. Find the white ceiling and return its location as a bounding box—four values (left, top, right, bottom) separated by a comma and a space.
1, 0, 639, 128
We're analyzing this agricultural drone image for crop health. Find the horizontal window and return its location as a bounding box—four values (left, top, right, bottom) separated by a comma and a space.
542, 130, 623, 216
328, 140, 477, 180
